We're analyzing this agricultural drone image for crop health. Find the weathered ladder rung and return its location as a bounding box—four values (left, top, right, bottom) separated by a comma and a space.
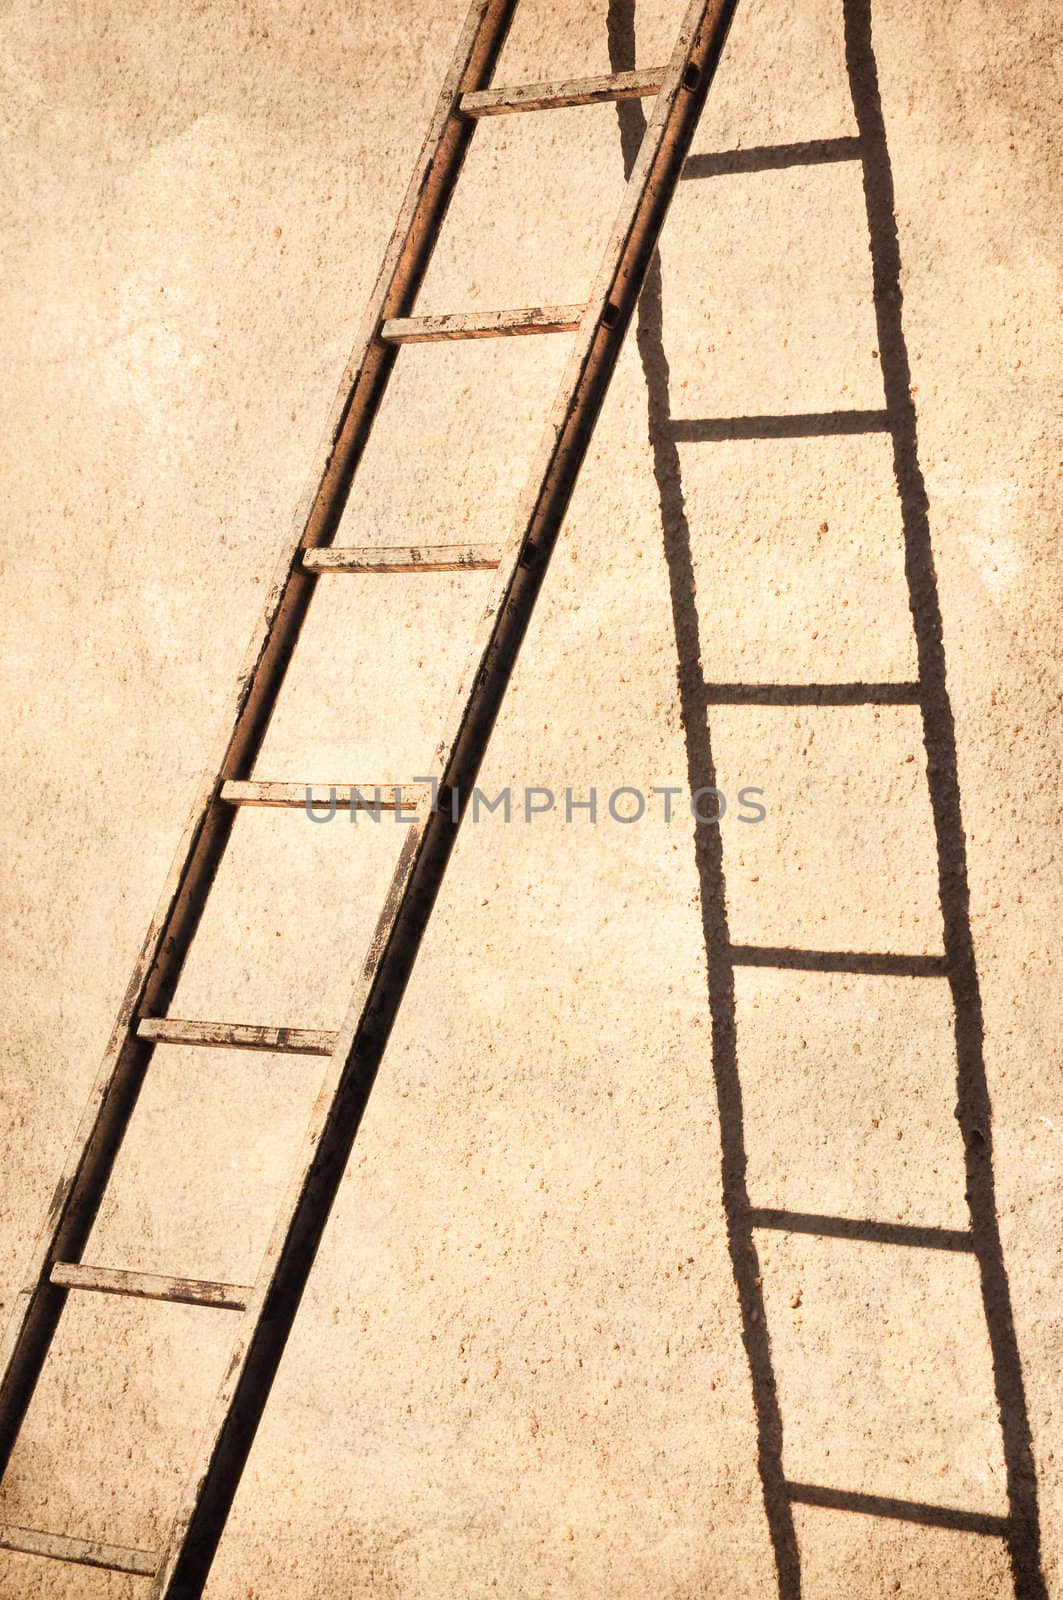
137, 1018, 338, 1055
0, 1524, 158, 1577
460, 67, 665, 116
380, 305, 584, 343
49, 1263, 250, 1312
303, 544, 503, 574
220, 780, 422, 810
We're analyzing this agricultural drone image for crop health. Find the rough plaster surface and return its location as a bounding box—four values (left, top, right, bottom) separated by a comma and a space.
0, 0, 1059, 1596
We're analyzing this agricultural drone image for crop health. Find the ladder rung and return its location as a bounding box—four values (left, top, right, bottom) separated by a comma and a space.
303, 543, 503, 574
702, 681, 921, 706
220, 780, 423, 810
380, 306, 584, 343
459, 67, 665, 117
50, 1263, 250, 1312
747, 1209, 974, 1252
0, 1524, 158, 1576
137, 1017, 338, 1055
728, 945, 946, 978
786, 1483, 1010, 1538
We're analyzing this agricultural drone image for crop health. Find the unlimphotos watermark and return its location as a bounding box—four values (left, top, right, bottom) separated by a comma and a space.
302, 780, 767, 825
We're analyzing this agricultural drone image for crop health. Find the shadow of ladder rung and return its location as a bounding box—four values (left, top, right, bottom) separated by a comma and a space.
605, 0, 1046, 1595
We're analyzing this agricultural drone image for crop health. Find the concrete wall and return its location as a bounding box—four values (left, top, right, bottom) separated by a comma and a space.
0, 0, 1058, 1595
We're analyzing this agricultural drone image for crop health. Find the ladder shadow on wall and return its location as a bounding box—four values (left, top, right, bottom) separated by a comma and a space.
608, 0, 1045, 1595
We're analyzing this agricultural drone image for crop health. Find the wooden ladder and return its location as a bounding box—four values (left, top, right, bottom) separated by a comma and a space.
0, 0, 739, 1593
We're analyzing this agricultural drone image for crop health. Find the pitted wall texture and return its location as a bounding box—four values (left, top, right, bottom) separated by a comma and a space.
0, 1, 1059, 1596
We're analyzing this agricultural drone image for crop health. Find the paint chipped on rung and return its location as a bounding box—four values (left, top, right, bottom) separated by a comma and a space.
219, 781, 424, 810
49, 1262, 251, 1311
137, 1017, 338, 1055
0, 1524, 159, 1577
303, 544, 503, 573
380, 306, 584, 343
459, 67, 665, 117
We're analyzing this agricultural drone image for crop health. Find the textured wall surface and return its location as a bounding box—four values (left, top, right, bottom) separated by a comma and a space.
0, 0, 1059, 1596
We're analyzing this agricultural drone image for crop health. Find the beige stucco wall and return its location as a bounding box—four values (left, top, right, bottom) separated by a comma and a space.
0, 0, 1059, 1595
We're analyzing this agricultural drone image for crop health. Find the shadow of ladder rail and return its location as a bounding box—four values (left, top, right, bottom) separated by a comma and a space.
607, 0, 1046, 1595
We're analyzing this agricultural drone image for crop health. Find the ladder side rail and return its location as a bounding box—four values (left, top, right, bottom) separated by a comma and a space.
0, 0, 517, 1479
